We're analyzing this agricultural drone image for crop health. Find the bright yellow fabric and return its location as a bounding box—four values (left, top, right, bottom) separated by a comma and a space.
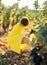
25, 25, 34, 31
7, 23, 25, 54
21, 44, 28, 51
7, 22, 34, 53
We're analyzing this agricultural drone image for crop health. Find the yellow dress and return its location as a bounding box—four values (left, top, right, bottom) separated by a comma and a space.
7, 23, 25, 54
21, 44, 28, 51
20, 36, 29, 51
